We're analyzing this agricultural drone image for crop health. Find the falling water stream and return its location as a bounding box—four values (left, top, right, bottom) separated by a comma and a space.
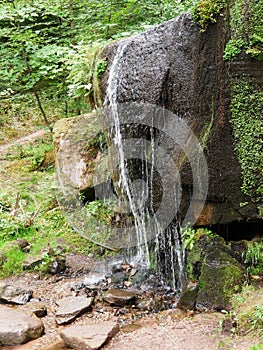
105, 41, 151, 267
104, 37, 186, 290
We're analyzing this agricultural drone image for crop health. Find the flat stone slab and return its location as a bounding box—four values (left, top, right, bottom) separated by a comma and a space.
55, 296, 93, 325
0, 305, 44, 345
60, 321, 119, 350
0, 284, 33, 305
102, 288, 137, 306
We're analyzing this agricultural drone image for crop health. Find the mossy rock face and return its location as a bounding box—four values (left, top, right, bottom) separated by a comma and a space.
187, 235, 230, 280
195, 248, 245, 311
181, 235, 245, 311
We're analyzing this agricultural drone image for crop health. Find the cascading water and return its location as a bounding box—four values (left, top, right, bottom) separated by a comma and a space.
104, 34, 187, 290
105, 40, 151, 267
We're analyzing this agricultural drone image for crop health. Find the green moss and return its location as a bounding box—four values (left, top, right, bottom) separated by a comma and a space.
196, 249, 244, 310
230, 79, 263, 201
224, 0, 263, 61
192, 0, 226, 30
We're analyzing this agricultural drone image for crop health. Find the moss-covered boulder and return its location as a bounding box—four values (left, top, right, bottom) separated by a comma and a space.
178, 235, 245, 311
196, 248, 245, 311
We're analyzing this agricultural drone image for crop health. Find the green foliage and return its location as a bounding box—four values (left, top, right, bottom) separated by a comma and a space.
224, 0, 263, 61
0, 0, 196, 123
85, 200, 114, 226
223, 38, 245, 61
0, 135, 105, 277
230, 79, 263, 201
192, 0, 226, 30
243, 239, 263, 276
0, 247, 25, 277
231, 285, 263, 337
182, 226, 217, 251
251, 344, 263, 350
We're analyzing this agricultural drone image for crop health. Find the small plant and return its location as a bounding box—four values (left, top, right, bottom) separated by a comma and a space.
181, 226, 217, 251
223, 38, 245, 61
85, 199, 114, 226
231, 285, 263, 337
243, 239, 263, 277
96, 60, 107, 78
192, 0, 226, 30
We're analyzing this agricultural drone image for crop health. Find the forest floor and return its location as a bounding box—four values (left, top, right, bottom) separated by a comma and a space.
0, 130, 262, 350
0, 272, 262, 350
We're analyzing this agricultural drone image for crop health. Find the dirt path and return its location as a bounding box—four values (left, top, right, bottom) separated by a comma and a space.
0, 129, 47, 158
0, 273, 261, 350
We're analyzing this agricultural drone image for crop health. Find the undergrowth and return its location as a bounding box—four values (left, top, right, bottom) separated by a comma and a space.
0, 135, 105, 277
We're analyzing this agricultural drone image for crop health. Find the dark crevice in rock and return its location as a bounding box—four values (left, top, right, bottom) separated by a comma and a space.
197, 220, 263, 242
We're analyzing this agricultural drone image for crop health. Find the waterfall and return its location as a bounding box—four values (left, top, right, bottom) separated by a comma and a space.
105, 40, 151, 266
104, 38, 187, 290
103, 14, 209, 291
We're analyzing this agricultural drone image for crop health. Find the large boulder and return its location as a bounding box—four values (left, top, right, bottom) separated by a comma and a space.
99, 8, 263, 228
178, 235, 245, 311
0, 305, 44, 345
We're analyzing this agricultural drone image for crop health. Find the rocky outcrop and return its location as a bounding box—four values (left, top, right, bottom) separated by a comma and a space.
100, 10, 263, 228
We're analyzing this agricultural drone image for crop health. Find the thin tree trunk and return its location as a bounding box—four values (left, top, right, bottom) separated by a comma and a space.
33, 89, 53, 132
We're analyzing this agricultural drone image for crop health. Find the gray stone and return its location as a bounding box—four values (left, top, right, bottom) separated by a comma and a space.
0, 284, 33, 305
20, 301, 47, 318
23, 256, 43, 270
60, 321, 119, 350
55, 296, 93, 325
0, 305, 44, 345
102, 288, 136, 306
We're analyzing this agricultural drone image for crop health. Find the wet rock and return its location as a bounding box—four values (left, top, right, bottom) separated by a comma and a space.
135, 295, 164, 312
23, 256, 43, 270
177, 280, 199, 311
48, 256, 66, 274
195, 248, 245, 311
111, 271, 128, 285
0, 305, 44, 345
60, 321, 119, 350
0, 284, 33, 305
20, 301, 47, 318
55, 296, 93, 325
184, 235, 246, 311
102, 288, 137, 306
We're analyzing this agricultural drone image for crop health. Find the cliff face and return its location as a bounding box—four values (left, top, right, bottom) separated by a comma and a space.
100, 8, 263, 230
